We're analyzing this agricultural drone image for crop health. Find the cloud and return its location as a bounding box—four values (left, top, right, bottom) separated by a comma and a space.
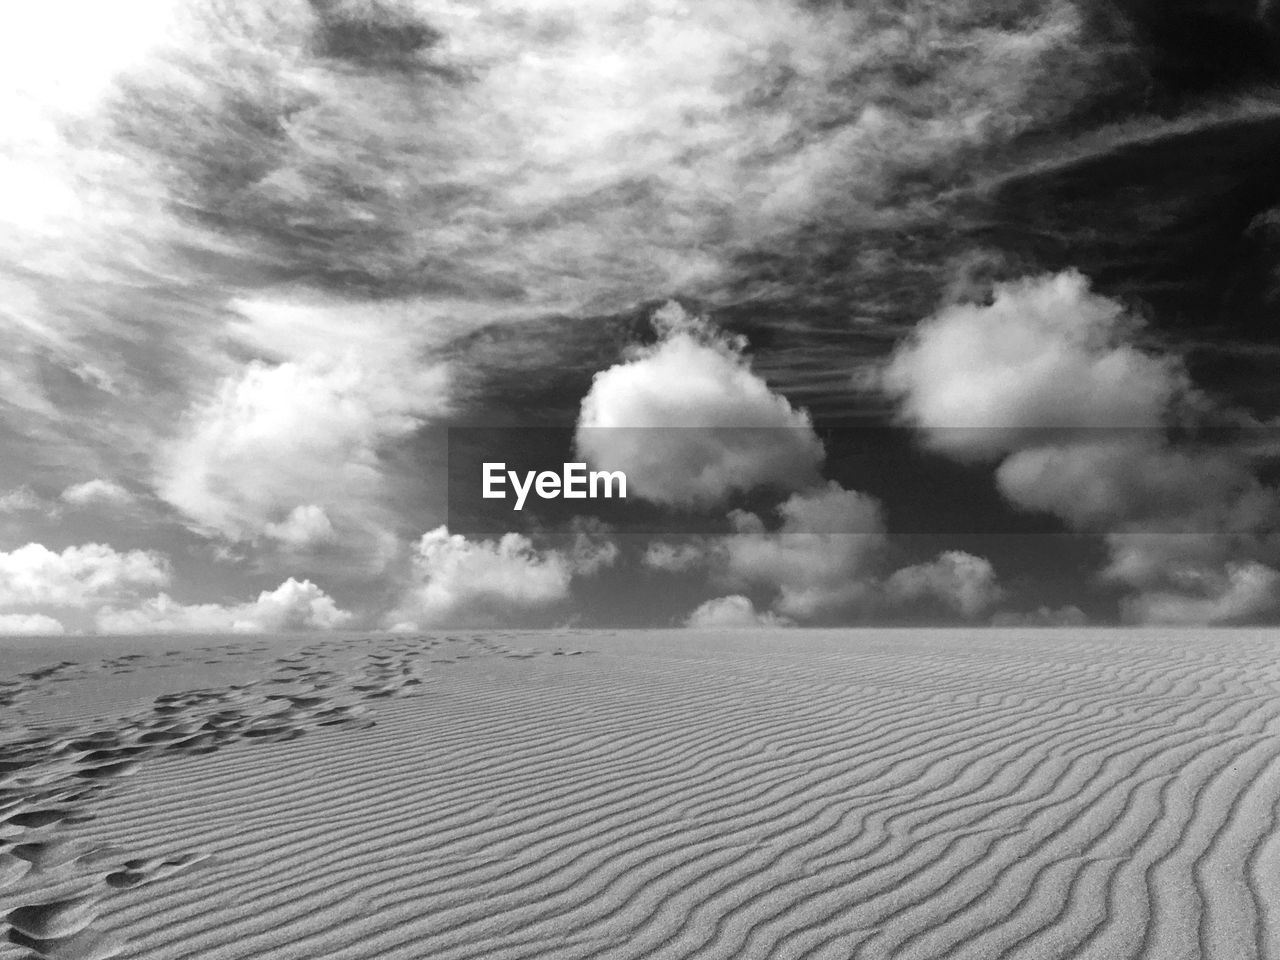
882, 270, 1188, 460
721, 482, 886, 619
994, 440, 1272, 531
0, 0, 1198, 627
95, 577, 352, 633
886, 269, 1280, 624
60, 478, 134, 507
0, 0, 1140, 622
98, 0, 1109, 313
684, 595, 789, 629
0, 0, 177, 116
0, 612, 66, 636
0, 542, 169, 607
1120, 561, 1280, 625
643, 540, 708, 573
0, 488, 47, 514
991, 605, 1089, 627
263, 504, 337, 548
389, 526, 574, 628
885, 550, 1003, 618
566, 517, 620, 577
158, 349, 449, 565
576, 302, 824, 508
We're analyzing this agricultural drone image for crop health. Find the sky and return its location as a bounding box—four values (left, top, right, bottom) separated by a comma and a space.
3, 0, 1280, 634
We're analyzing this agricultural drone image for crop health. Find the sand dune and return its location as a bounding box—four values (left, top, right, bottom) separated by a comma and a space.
0, 629, 1277, 959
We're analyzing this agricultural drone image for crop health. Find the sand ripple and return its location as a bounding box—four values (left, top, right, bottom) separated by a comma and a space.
0, 629, 1277, 959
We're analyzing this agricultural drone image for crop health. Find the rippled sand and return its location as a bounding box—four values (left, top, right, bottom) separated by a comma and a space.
1, 628, 1277, 959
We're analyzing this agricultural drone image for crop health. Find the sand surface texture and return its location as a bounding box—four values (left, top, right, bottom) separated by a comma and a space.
0, 629, 1277, 960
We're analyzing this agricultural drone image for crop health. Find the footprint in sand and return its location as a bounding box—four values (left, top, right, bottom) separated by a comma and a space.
164, 733, 221, 756
0, 851, 31, 888
73, 761, 139, 782
6, 893, 102, 941
7, 924, 125, 960
9, 838, 114, 873
104, 851, 212, 890
5, 808, 94, 830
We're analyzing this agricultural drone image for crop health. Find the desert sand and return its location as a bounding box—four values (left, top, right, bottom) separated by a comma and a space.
0, 628, 1277, 959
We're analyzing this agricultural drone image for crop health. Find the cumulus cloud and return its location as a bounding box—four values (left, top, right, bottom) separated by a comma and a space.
577, 302, 824, 508
566, 517, 620, 577
884, 551, 1003, 618
158, 348, 449, 565
389, 526, 575, 628
0, 0, 1141, 618
882, 270, 1188, 460
0, 613, 66, 636
994, 440, 1273, 531
991, 605, 1089, 627
0, 0, 1195, 626
684, 595, 790, 629
263, 505, 337, 548
720, 482, 887, 619
61, 479, 134, 507
0, 488, 46, 514
1100, 533, 1280, 625
886, 270, 1280, 623
1120, 561, 1280, 625
643, 540, 709, 574
0, 542, 169, 607
95, 577, 351, 633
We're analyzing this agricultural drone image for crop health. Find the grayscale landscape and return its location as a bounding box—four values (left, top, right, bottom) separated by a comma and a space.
4, 0, 1280, 956
1, 629, 1279, 959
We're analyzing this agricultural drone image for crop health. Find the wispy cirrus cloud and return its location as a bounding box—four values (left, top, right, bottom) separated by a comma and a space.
0, 0, 1263, 627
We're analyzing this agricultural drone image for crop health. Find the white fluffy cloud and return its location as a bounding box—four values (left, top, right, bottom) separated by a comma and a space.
0, 0, 1124, 624
263, 504, 337, 548
576, 303, 824, 508
0, 542, 169, 607
885, 551, 1003, 618
886, 270, 1280, 624
61, 478, 134, 507
0, 488, 47, 514
95, 577, 351, 633
0, 612, 66, 635
158, 349, 449, 565
995, 441, 1272, 531
685, 595, 789, 629
882, 270, 1187, 460
1098, 532, 1280, 625
644, 540, 709, 573
389, 526, 575, 628
567, 518, 621, 577
721, 482, 886, 619
1121, 562, 1280, 625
